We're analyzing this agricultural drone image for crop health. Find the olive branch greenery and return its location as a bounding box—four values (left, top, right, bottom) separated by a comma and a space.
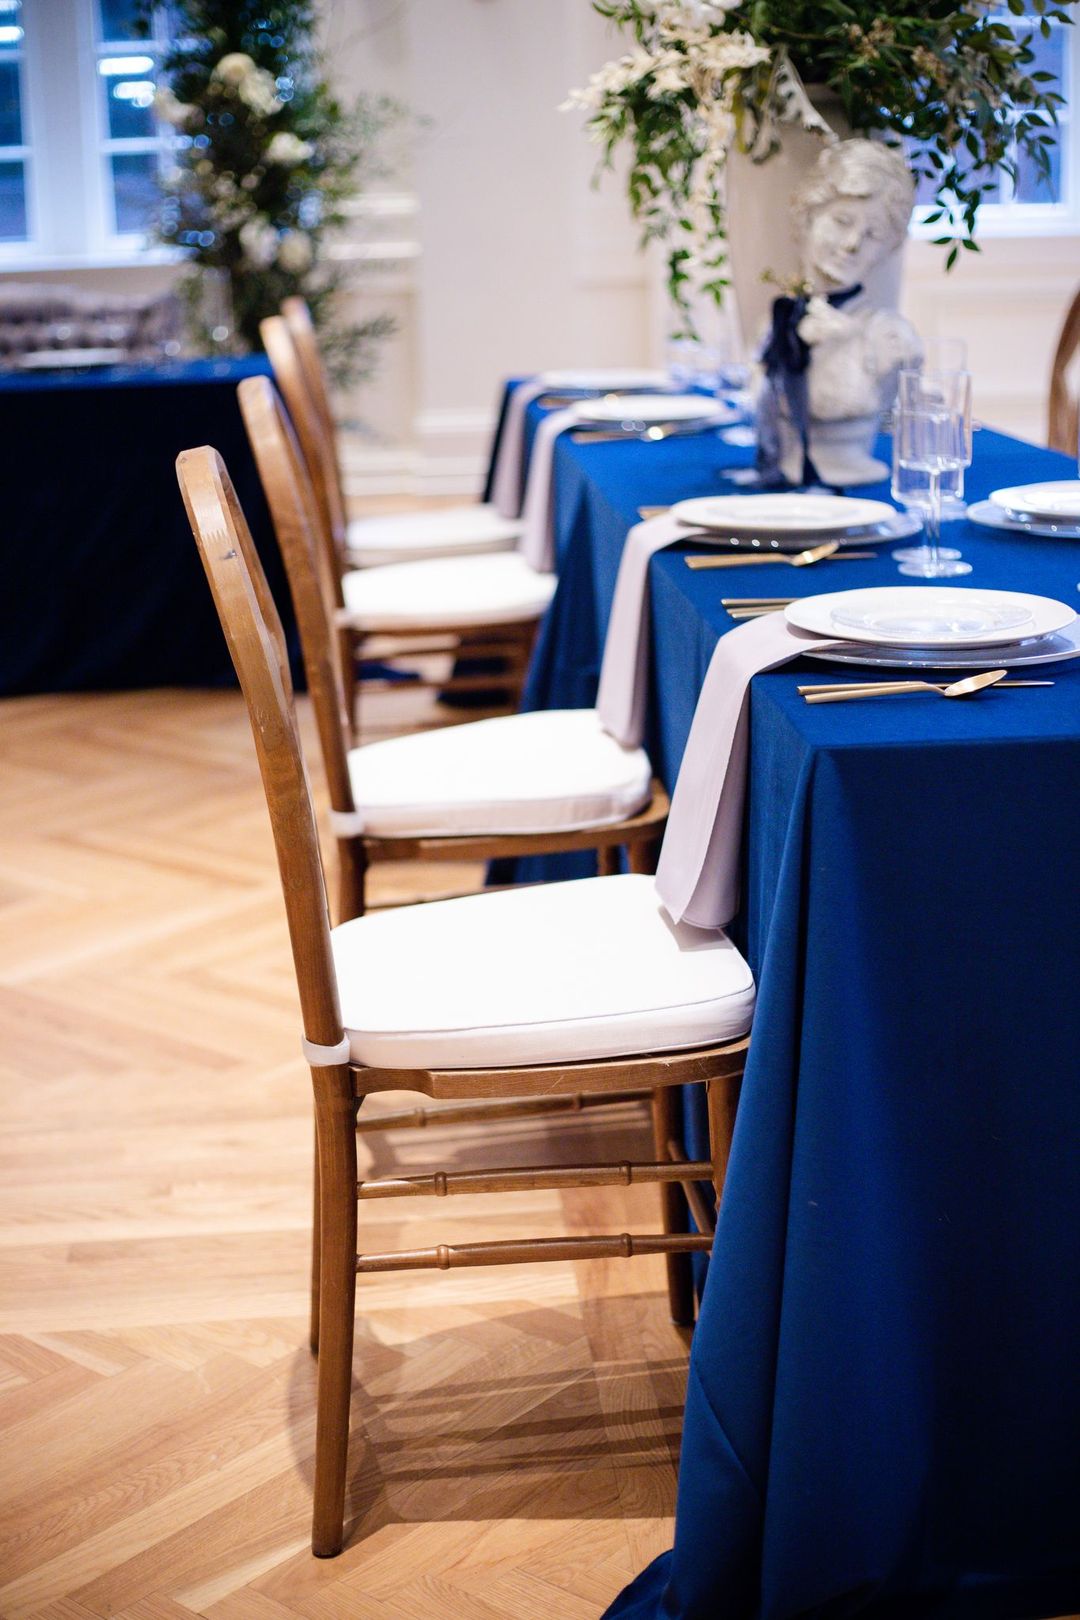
568, 0, 1074, 326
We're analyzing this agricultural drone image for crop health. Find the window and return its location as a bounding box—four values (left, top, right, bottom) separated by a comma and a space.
0, 0, 175, 266
912, 5, 1079, 238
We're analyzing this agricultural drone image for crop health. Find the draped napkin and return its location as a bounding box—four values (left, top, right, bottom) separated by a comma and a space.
490, 378, 556, 519
490, 370, 668, 521
653, 614, 833, 929
517, 408, 580, 572
595, 512, 687, 747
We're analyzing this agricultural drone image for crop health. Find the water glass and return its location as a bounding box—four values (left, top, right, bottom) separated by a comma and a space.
892, 389, 972, 578
892, 368, 973, 570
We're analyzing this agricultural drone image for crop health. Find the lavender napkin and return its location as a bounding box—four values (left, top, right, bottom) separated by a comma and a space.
517, 408, 580, 572
595, 513, 687, 747
653, 615, 832, 928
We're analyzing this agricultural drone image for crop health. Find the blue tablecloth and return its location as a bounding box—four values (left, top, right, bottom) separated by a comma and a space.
501, 389, 1080, 1619
0, 355, 293, 695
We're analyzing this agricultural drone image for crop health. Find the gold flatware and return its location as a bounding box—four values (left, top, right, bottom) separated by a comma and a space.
803, 670, 1010, 704
686, 542, 875, 570
798, 678, 1055, 695
571, 422, 714, 445
638, 505, 670, 519
720, 597, 794, 606
728, 608, 785, 619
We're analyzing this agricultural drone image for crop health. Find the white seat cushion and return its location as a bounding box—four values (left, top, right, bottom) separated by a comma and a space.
346, 503, 522, 568
343, 709, 652, 837
333, 873, 755, 1070
340, 551, 556, 632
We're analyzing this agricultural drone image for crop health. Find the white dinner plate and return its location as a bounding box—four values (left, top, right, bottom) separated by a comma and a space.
672, 492, 896, 537
17, 347, 125, 369
785, 587, 1075, 649
680, 510, 922, 553
539, 368, 668, 390
573, 393, 728, 426
967, 499, 1080, 540
803, 618, 1080, 670
990, 480, 1080, 522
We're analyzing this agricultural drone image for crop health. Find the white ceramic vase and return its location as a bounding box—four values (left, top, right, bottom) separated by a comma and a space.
725, 95, 908, 485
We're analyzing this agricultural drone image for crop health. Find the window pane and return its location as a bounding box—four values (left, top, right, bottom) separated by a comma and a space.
1014, 125, 1064, 202
98, 0, 142, 42
0, 157, 26, 238
102, 63, 157, 138
110, 151, 158, 233
0, 58, 21, 146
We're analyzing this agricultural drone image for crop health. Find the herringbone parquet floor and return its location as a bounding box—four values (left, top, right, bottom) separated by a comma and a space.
0, 675, 688, 1620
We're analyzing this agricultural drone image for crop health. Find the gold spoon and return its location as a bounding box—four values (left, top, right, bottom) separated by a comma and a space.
803, 670, 1010, 704
798, 678, 1055, 695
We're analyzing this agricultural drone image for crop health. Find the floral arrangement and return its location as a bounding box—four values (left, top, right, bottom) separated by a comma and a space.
136, 0, 400, 379
565, 0, 1073, 323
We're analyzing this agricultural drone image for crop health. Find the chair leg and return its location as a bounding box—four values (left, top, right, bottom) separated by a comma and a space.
310, 1115, 321, 1355
311, 1067, 358, 1558
651, 1087, 695, 1327
705, 1074, 742, 1209
626, 834, 662, 876
596, 843, 621, 877
337, 837, 367, 922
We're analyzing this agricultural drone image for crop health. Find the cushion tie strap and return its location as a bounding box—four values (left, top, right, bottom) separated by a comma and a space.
327, 807, 365, 838
301, 1032, 352, 1067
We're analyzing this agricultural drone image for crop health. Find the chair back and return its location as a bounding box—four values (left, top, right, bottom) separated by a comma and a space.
260, 313, 349, 568
238, 374, 358, 825
176, 445, 344, 1051
1049, 284, 1080, 456
282, 296, 338, 446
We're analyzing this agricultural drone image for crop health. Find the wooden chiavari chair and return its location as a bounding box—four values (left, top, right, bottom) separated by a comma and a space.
178, 443, 755, 1558
261, 314, 550, 715
1048, 284, 1080, 456
239, 373, 684, 1330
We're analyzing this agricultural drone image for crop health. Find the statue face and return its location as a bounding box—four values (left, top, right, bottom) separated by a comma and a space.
804, 195, 889, 290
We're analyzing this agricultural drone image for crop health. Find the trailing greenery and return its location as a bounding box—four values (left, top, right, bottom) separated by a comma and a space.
136, 0, 400, 381
566, 0, 1073, 323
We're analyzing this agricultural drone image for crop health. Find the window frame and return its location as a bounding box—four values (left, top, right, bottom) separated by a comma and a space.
910, 10, 1080, 241
0, 0, 181, 270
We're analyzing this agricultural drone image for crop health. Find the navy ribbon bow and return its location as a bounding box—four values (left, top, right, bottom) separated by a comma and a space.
756, 282, 863, 487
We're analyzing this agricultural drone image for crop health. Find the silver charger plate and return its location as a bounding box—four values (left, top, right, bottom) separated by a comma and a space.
683, 511, 922, 554
803, 618, 1080, 669
967, 499, 1080, 541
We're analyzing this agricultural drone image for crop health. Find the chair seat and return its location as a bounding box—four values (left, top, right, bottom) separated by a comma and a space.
340, 551, 556, 632
333, 873, 755, 1070
342, 709, 652, 837
346, 503, 522, 568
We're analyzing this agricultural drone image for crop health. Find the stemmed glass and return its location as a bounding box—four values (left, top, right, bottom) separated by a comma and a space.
892, 369, 973, 574
892, 379, 972, 578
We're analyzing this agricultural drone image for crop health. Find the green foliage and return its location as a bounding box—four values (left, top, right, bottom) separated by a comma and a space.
135, 0, 402, 381
569, 0, 1074, 323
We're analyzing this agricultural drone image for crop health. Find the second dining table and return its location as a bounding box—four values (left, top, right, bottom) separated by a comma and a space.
497, 387, 1080, 1620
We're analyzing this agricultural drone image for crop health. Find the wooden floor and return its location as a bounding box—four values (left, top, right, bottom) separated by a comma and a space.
0, 674, 688, 1619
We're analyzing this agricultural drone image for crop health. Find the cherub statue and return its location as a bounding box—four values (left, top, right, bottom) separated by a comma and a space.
757, 139, 923, 486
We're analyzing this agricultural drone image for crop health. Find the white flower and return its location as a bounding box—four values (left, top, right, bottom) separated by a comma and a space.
239, 217, 278, 268
236, 67, 282, 117
265, 131, 314, 166
277, 228, 313, 273
213, 52, 256, 86
153, 87, 198, 128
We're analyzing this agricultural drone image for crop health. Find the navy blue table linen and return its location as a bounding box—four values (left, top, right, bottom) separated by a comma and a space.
495, 385, 1080, 1619
0, 356, 294, 696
